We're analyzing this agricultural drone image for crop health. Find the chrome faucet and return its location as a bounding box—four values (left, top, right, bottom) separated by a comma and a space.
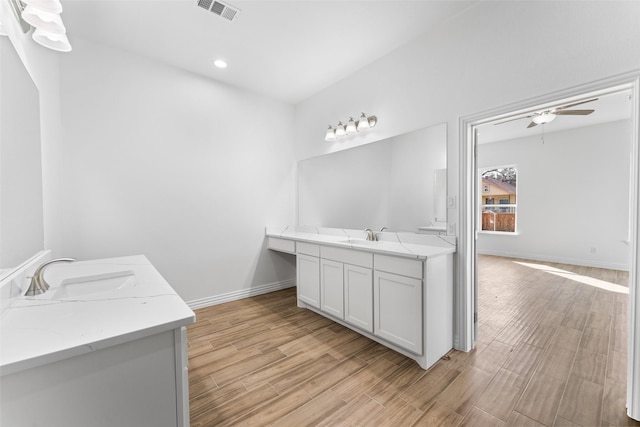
24, 258, 75, 296
364, 228, 374, 241
374, 226, 388, 241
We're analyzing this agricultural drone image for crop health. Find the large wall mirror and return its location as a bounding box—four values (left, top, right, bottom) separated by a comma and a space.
0, 37, 44, 279
298, 123, 447, 231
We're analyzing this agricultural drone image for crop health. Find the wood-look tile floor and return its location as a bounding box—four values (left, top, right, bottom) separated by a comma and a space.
187, 255, 640, 426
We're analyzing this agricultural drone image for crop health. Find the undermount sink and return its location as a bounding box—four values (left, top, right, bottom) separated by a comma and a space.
339, 238, 383, 247
53, 270, 136, 300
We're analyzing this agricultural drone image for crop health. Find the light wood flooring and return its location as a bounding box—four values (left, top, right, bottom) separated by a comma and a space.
187, 255, 639, 426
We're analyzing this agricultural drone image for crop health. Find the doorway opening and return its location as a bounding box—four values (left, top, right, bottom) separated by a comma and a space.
459, 74, 640, 420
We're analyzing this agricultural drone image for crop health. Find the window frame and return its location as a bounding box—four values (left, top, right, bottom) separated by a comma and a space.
479, 165, 518, 234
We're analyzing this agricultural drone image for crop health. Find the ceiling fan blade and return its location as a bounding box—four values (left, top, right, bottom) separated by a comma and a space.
493, 114, 533, 125
555, 98, 598, 110
527, 121, 538, 128
554, 109, 594, 116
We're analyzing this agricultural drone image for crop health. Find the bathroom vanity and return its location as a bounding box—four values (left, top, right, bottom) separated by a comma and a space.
0, 254, 195, 427
266, 226, 455, 370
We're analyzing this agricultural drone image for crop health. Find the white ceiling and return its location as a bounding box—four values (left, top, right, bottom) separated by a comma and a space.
477, 89, 634, 144
62, 0, 478, 104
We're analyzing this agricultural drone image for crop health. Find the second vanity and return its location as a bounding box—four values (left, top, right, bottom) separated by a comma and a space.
0, 254, 195, 427
267, 226, 456, 370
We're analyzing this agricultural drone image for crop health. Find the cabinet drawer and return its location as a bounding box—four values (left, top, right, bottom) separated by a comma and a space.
297, 242, 320, 257
267, 237, 295, 254
374, 254, 423, 279
321, 246, 373, 268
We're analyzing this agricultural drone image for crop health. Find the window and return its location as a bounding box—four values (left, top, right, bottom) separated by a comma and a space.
480, 166, 517, 233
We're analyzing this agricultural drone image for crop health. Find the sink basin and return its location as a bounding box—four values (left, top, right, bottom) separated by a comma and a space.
53, 270, 136, 300
339, 239, 382, 247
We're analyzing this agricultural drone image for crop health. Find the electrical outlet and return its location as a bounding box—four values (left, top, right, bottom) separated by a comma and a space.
590, 247, 597, 254
447, 196, 456, 208
448, 223, 456, 235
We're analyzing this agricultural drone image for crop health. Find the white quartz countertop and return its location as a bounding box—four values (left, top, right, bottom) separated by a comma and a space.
0, 255, 195, 376
266, 226, 456, 259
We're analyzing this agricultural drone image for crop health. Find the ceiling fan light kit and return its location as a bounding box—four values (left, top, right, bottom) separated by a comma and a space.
532, 113, 556, 125
495, 98, 598, 129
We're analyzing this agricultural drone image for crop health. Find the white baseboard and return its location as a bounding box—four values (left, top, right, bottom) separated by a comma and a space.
478, 249, 630, 271
186, 278, 296, 310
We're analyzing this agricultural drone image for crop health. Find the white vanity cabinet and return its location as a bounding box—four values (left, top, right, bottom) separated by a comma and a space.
319, 246, 374, 331
296, 243, 320, 308
0, 255, 195, 427
320, 259, 344, 318
374, 271, 423, 354
267, 230, 454, 370
344, 264, 373, 333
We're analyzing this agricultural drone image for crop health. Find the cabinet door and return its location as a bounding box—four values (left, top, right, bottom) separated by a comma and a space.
297, 254, 320, 308
320, 259, 344, 319
374, 271, 423, 354
344, 264, 373, 333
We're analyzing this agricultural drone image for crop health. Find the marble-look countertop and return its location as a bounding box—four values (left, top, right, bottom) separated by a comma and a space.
266, 226, 456, 259
0, 255, 195, 376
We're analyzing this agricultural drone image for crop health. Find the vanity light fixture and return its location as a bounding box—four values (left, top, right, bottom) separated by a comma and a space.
14, 0, 72, 52
324, 112, 377, 141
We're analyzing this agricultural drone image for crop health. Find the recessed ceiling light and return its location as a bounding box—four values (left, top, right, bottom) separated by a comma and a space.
214, 59, 227, 69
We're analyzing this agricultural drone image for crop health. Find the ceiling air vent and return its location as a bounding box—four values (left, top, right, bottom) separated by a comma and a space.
197, 0, 241, 22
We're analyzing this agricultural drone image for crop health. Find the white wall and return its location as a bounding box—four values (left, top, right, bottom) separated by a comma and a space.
293, 1, 640, 243
477, 120, 632, 270
52, 39, 296, 302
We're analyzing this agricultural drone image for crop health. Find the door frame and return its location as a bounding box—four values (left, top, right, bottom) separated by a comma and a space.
457, 71, 640, 419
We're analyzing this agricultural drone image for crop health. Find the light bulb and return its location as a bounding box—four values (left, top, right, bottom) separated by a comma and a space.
335, 122, 346, 137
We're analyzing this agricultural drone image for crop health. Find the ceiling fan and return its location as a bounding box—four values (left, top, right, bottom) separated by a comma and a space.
494, 98, 598, 128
